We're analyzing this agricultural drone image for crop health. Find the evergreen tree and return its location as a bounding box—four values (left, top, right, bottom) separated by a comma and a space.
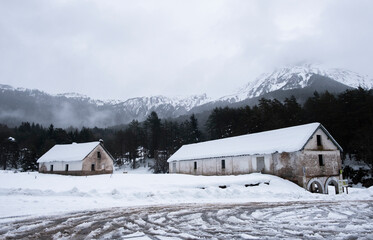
284, 96, 303, 126
188, 114, 201, 143
124, 120, 143, 169
0, 137, 19, 170
144, 112, 161, 158
351, 125, 373, 174
111, 130, 126, 165
160, 120, 180, 153
78, 127, 95, 142
20, 148, 38, 171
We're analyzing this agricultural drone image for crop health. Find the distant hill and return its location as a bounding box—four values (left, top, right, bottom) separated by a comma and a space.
0, 85, 209, 127
1, 63, 372, 127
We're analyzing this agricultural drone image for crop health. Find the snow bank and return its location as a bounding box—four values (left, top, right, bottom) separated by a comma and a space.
0, 171, 372, 221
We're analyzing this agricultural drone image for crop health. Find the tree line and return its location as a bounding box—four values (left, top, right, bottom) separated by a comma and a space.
0, 112, 201, 173
0, 88, 372, 175
205, 88, 373, 176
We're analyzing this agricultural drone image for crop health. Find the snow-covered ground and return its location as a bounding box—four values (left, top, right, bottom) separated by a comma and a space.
0, 170, 372, 222
1, 201, 372, 239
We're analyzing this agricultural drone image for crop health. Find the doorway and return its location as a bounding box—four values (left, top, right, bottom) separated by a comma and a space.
256, 157, 265, 173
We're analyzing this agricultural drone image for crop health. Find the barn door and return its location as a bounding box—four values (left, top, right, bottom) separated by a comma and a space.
172, 162, 176, 173
256, 157, 265, 173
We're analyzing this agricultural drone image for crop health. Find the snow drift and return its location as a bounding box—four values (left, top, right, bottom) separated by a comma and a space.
0, 171, 372, 221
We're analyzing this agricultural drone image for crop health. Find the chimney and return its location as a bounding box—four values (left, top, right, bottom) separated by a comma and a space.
99, 139, 104, 145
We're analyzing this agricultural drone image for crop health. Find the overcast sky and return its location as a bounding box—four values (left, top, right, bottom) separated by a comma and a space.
0, 0, 372, 100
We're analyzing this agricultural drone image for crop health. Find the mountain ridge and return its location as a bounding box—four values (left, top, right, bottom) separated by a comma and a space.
1, 64, 372, 127
218, 64, 373, 103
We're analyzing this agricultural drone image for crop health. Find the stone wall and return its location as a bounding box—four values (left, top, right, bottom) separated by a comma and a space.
39, 170, 113, 176
82, 144, 114, 173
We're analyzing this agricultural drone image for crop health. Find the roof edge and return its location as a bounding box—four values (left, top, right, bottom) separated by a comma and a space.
168, 122, 343, 162
300, 123, 343, 152
37, 141, 102, 163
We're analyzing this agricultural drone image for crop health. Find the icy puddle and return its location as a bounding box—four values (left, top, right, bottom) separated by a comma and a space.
0, 201, 372, 240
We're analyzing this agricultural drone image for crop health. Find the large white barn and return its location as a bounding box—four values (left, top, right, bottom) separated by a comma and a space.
168, 122, 343, 194
37, 141, 114, 175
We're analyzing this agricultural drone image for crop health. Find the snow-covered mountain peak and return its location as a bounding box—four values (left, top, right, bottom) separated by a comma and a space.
120, 93, 210, 112
55, 91, 210, 111
0, 84, 14, 90
219, 64, 373, 102
0, 84, 37, 93
57, 92, 89, 99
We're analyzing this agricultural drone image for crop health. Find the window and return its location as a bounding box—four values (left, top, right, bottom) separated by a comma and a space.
91, 164, 95, 171
194, 161, 197, 170
50, 165, 53, 172
65, 164, 69, 171
221, 159, 225, 169
317, 135, 322, 146
97, 151, 101, 159
319, 154, 324, 166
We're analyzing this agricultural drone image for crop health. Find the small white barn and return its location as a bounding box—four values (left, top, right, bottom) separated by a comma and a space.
168, 122, 343, 194
37, 141, 114, 175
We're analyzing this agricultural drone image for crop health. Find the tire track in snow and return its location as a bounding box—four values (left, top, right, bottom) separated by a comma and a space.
0, 201, 372, 240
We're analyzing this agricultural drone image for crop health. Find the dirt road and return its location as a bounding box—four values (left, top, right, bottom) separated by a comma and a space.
1, 201, 372, 239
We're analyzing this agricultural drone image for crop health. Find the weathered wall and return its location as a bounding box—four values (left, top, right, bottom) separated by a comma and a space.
39, 144, 114, 175
303, 128, 338, 151
40, 161, 82, 172
300, 150, 341, 178
272, 152, 300, 184
272, 149, 341, 188
39, 170, 113, 176
301, 128, 342, 188
82, 145, 114, 173
169, 127, 342, 193
169, 154, 272, 176
272, 129, 341, 188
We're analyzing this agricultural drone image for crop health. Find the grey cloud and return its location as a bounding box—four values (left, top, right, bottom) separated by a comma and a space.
0, 0, 372, 101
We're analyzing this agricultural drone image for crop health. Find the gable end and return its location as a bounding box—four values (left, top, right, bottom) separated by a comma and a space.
82, 143, 115, 162
301, 124, 343, 152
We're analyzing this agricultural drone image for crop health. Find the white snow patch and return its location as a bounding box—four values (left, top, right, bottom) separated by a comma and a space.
0, 171, 372, 221
168, 122, 321, 161
37, 142, 100, 163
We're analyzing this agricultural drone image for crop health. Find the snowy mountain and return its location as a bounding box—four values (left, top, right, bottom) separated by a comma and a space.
118, 94, 209, 114
108, 94, 211, 125
1, 64, 372, 127
55, 90, 210, 114
0, 84, 210, 127
219, 64, 373, 103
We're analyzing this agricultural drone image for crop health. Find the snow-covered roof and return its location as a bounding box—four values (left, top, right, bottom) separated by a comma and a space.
37, 142, 101, 163
168, 123, 340, 162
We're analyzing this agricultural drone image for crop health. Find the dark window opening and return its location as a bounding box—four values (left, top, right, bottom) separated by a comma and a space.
50, 165, 53, 172
309, 181, 323, 194
91, 164, 95, 171
194, 161, 197, 170
319, 154, 324, 166
97, 151, 101, 159
65, 164, 69, 171
317, 135, 322, 146
257, 156, 265, 172
222, 159, 225, 169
